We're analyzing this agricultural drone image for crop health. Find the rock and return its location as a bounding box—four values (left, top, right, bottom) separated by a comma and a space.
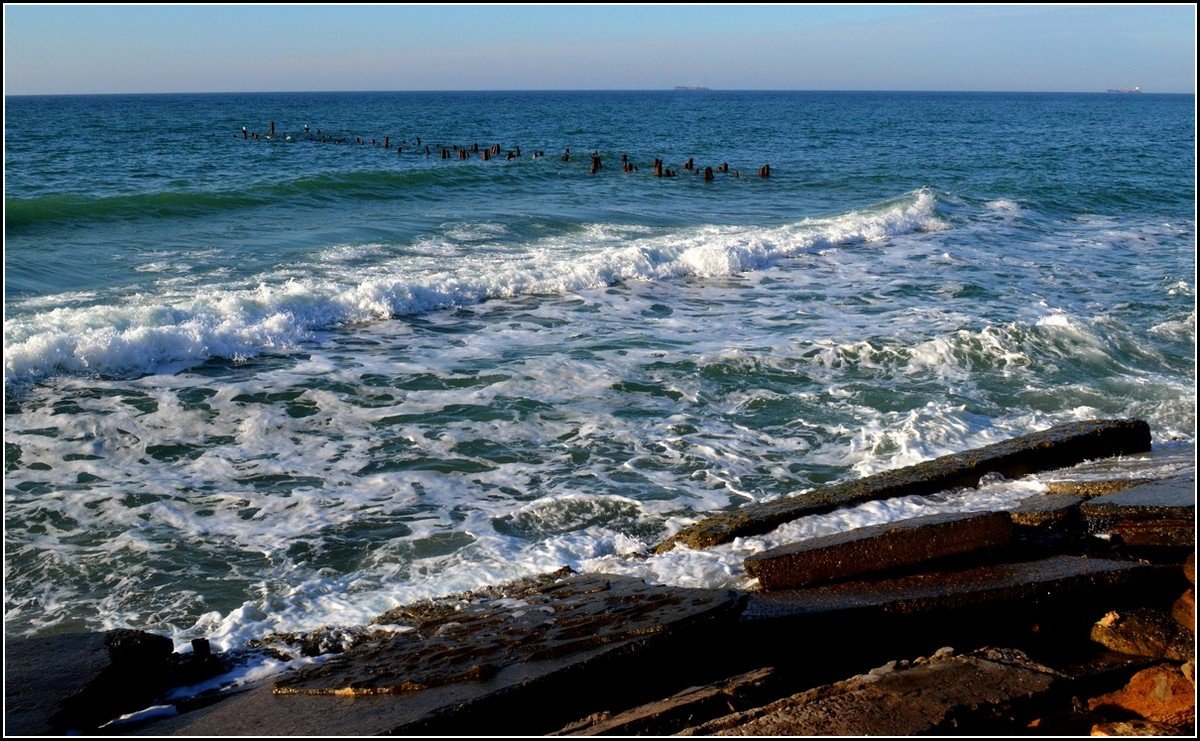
1090, 719, 1189, 735
1009, 494, 1086, 530
1081, 474, 1196, 547
744, 511, 1012, 590
1185, 554, 1195, 586
1091, 609, 1194, 662
657, 419, 1151, 553
677, 648, 1057, 735
144, 571, 744, 736
1045, 480, 1153, 497
4, 629, 175, 734
744, 556, 1158, 622
1173, 590, 1194, 630
550, 667, 778, 736
1088, 664, 1196, 726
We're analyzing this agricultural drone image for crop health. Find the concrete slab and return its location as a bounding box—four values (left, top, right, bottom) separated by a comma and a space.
1081, 474, 1196, 547
657, 419, 1151, 553
744, 511, 1012, 590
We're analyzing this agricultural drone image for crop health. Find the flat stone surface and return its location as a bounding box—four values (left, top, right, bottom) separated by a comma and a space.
1044, 479, 1152, 497
1081, 474, 1195, 547
1010, 494, 1087, 529
145, 571, 743, 736
743, 556, 1155, 622
678, 648, 1057, 736
551, 667, 777, 736
657, 419, 1151, 553
4, 629, 175, 735
745, 511, 1012, 590
1090, 719, 1190, 736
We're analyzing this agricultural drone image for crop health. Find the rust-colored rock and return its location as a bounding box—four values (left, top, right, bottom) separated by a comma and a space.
1173, 590, 1194, 630
657, 419, 1151, 553
1090, 719, 1189, 736
1091, 609, 1194, 662
1186, 554, 1195, 586
744, 511, 1012, 590
1088, 664, 1196, 726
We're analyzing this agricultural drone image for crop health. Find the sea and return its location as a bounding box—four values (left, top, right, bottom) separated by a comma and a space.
4, 91, 1196, 667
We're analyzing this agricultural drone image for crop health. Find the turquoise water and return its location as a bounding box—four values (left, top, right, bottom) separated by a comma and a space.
4, 91, 1195, 647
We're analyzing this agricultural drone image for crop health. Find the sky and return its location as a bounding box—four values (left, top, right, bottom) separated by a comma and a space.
3, 4, 1196, 95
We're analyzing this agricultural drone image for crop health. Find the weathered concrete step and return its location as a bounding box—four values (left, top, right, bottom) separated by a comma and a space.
1081, 474, 1196, 547
742, 556, 1161, 623
1009, 493, 1087, 530
141, 571, 744, 736
656, 419, 1151, 553
677, 648, 1059, 736
744, 511, 1013, 591
551, 667, 779, 736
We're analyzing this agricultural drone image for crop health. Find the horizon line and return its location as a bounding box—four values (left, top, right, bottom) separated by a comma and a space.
5, 87, 1194, 98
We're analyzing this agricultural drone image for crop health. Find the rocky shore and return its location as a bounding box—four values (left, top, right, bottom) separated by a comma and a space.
5, 418, 1195, 736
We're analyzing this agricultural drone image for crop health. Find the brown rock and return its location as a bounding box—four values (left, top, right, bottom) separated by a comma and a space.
1173, 590, 1195, 630
1080, 474, 1195, 547
745, 511, 1012, 590
1186, 554, 1195, 586
1088, 664, 1196, 726
1009, 493, 1086, 529
1045, 479, 1153, 497
657, 419, 1151, 553
1091, 609, 1194, 662
678, 649, 1057, 736
1090, 719, 1189, 735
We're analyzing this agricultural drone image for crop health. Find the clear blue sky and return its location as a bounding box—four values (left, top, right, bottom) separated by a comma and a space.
4, 5, 1195, 95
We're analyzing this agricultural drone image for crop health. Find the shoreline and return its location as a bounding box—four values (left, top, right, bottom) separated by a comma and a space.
6, 419, 1194, 736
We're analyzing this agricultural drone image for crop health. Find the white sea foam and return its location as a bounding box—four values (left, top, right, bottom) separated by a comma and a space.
5, 189, 943, 383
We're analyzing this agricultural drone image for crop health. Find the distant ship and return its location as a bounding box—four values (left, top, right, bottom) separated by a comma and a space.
1106, 86, 1141, 94
674, 85, 710, 91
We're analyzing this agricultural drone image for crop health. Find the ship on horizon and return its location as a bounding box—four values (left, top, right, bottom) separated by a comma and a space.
674, 85, 710, 91
1106, 86, 1141, 94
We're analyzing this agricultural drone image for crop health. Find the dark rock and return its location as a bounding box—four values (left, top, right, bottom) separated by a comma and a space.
744, 511, 1012, 590
144, 572, 744, 736
1173, 590, 1194, 630
1185, 554, 1195, 586
677, 648, 1057, 736
1009, 494, 1086, 530
551, 667, 778, 736
5, 629, 176, 734
743, 556, 1158, 622
1081, 474, 1195, 547
657, 419, 1151, 553
1091, 609, 1195, 662
1088, 664, 1196, 726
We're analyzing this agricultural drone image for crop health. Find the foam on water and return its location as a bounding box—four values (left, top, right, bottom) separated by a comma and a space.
4, 189, 943, 383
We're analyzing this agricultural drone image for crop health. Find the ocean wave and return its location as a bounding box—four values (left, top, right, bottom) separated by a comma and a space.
5, 188, 944, 383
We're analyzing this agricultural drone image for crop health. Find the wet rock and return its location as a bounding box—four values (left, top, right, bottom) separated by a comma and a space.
5, 629, 175, 734
1045, 479, 1154, 497
1173, 590, 1194, 630
1088, 664, 1196, 726
744, 556, 1156, 622
1081, 474, 1195, 547
678, 648, 1057, 736
744, 511, 1012, 590
657, 419, 1151, 552
1010, 494, 1087, 530
1091, 609, 1194, 662
148, 571, 744, 736
1090, 719, 1189, 736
